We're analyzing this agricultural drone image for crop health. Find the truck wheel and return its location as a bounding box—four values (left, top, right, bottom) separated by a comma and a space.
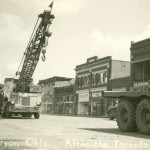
136, 99, 150, 135
108, 110, 115, 120
34, 112, 40, 119
116, 100, 136, 132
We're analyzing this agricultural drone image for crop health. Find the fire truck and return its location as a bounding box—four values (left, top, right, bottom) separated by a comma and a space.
1, 2, 55, 119
103, 38, 150, 135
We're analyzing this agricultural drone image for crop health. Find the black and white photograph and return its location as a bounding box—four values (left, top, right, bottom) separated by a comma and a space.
0, 0, 150, 149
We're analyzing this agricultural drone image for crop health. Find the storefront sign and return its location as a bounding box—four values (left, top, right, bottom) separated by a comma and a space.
92, 92, 102, 97
79, 93, 89, 102
134, 82, 148, 87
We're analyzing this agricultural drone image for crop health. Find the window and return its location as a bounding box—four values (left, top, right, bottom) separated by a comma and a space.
100, 72, 103, 84
95, 73, 100, 85
79, 77, 81, 87
92, 74, 96, 85
70, 95, 73, 101
103, 71, 107, 83
87, 75, 90, 85
78, 77, 80, 87
84, 76, 87, 86
81, 77, 84, 87
63, 96, 66, 102
67, 96, 69, 101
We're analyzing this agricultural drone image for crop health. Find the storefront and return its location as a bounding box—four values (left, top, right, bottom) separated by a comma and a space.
91, 87, 107, 116
41, 95, 53, 113
63, 101, 73, 114
78, 92, 89, 115
47, 103, 53, 113
55, 102, 63, 114
75, 56, 130, 116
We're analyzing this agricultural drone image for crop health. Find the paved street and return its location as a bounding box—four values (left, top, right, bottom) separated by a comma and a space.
0, 114, 150, 150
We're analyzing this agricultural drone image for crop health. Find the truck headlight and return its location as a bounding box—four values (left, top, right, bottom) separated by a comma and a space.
36, 102, 41, 106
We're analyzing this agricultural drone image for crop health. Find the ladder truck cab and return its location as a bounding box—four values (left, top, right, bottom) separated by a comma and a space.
1, 2, 55, 119
103, 38, 150, 135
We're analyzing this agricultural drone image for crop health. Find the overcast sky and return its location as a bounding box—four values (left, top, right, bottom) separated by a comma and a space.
0, 0, 150, 84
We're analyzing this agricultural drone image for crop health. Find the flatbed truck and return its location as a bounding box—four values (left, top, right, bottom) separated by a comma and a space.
103, 38, 150, 135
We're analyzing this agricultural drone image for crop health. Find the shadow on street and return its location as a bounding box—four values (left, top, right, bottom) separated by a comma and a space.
79, 127, 150, 139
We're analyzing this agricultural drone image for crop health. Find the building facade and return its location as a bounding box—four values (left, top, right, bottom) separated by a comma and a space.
54, 79, 75, 115
75, 56, 130, 116
39, 76, 72, 114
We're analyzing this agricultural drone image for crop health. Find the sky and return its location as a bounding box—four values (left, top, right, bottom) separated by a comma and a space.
0, 0, 150, 84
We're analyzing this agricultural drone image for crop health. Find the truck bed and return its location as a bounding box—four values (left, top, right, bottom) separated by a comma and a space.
102, 91, 150, 98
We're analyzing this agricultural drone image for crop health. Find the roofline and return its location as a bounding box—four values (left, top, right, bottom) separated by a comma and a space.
39, 76, 73, 84
112, 59, 130, 63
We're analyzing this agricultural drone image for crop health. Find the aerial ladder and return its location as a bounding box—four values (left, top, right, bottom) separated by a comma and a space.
1, 2, 55, 119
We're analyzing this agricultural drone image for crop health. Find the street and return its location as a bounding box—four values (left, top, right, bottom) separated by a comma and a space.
0, 114, 150, 150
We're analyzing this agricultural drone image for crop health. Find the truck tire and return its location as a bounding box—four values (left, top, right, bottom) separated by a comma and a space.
136, 99, 150, 135
116, 100, 136, 132
108, 110, 115, 120
34, 112, 40, 119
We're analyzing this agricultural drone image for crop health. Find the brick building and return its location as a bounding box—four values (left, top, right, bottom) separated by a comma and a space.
54, 79, 75, 115
39, 76, 72, 114
75, 56, 130, 116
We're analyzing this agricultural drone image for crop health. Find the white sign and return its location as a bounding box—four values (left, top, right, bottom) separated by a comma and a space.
79, 93, 89, 102
92, 92, 102, 97
134, 82, 148, 87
